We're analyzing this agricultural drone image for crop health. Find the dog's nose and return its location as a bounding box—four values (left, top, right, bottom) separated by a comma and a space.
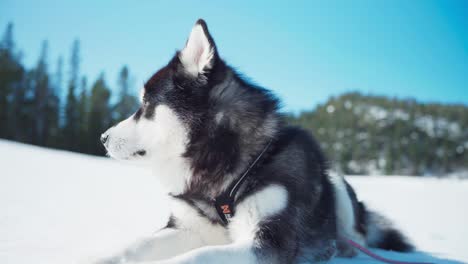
100, 134, 109, 145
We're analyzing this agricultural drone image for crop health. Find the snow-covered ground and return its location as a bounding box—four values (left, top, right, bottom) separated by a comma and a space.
0, 139, 466, 264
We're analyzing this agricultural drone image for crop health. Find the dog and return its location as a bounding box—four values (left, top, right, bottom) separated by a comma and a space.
99, 19, 413, 264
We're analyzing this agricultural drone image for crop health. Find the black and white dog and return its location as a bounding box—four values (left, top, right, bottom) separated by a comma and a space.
99, 19, 412, 264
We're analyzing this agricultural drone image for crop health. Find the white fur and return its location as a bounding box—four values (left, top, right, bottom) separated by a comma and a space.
329, 173, 365, 244
139, 88, 145, 103
103, 104, 192, 194
229, 184, 288, 243
215, 111, 224, 123
146, 106, 191, 194
170, 199, 230, 246
179, 24, 214, 75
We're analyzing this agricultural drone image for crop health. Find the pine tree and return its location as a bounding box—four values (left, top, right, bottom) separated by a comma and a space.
32, 40, 50, 146
77, 76, 89, 152
63, 39, 80, 151
88, 74, 112, 155
54, 56, 64, 125
114, 65, 138, 122
14, 69, 35, 143
44, 55, 61, 148
0, 23, 24, 139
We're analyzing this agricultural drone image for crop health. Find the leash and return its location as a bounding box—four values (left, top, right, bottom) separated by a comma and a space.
214, 138, 274, 225
344, 238, 434, 264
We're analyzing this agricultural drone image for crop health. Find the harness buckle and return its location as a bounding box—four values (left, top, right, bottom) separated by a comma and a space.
214, 194, 234, 225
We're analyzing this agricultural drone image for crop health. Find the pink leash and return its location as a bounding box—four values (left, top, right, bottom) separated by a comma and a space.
344, 238, 434, 264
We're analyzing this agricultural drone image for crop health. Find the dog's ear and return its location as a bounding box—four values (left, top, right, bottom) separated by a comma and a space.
179, 19, 217, 76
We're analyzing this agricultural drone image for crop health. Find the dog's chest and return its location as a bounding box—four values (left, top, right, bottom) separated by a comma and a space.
171, 196, 223, 224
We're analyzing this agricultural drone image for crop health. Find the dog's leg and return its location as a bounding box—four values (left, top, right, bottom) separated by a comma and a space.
94, 227, 210, 264
134, 241, 257, 264
95, 201, 230, 264
131, 184, 294, 264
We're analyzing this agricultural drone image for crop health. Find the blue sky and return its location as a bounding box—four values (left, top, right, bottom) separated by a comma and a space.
1, 0, 467, 112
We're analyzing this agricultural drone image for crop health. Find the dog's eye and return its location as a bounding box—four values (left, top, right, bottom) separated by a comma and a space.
142, 100, 151, 109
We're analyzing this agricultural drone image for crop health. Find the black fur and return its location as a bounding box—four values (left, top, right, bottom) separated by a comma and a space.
377, 229, 414, 252
165, 215, 177, 229
345, 181, 368, 236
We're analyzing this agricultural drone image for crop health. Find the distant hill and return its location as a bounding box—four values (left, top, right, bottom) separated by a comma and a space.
286, 92, 468, 177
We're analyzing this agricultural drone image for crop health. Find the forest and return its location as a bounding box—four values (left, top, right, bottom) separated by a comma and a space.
0, 23, 138, 156
1, 23, 467, 176
287, 93, 468, 176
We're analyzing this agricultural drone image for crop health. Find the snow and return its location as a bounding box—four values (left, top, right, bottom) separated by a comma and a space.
352, 104, 462, 139
414, 115, 461, 138
0, 139, 466, 264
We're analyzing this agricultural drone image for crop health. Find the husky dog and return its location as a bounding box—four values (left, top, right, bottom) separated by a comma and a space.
99, 19, 412, 264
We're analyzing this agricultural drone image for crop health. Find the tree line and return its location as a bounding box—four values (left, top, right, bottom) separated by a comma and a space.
0, 23, 138, 156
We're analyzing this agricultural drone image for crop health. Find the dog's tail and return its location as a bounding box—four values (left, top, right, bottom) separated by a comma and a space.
335, 176, 414, 253
364, 210, 414, 252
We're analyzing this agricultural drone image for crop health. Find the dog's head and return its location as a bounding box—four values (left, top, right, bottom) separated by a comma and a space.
101, 19, 221, 164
